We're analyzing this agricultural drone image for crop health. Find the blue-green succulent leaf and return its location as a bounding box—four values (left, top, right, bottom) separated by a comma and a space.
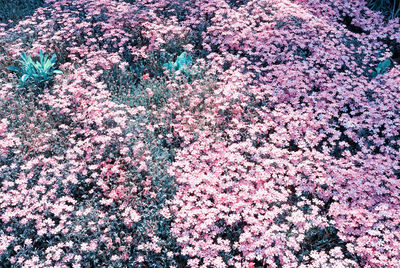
39, 50, 44, 64
21, 74, 29, 83
8, 66, 21, 73
375, 58, 392, 74
380, 59, 391, 72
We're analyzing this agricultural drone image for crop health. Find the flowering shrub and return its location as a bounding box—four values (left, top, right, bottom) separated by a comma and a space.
0, 0, 400, 267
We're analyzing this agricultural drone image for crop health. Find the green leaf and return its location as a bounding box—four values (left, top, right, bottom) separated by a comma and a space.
174, 52, 192, 72
43, 62, 50, 72
380, 59, 391, 70
33, 61, 42, 71
25, 68, 33, 75
8, 66, 21, 73
39, 49, 44, 64
53, 70, 63, 74
163, 62, 174, 71
175, 61, 181, 71
25, 55, 33, 66
376, 58, 392, 74
20, 52, 27, 62
51, 54, 57, 63
21, 74, 29, 83
186, 55, 193, 66
42, 56, 49, 70
178, 52, 187, 60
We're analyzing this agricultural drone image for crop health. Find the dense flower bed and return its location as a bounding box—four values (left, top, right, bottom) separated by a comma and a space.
0, 0, 399, 267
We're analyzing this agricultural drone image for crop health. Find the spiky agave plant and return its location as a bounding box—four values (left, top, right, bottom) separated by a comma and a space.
8, 49, 62, 92
163, 52, 193, 75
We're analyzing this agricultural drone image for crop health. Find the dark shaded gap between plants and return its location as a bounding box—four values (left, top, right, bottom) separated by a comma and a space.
337, 10, 400, 64
367, 0, 400, 21
0, 0, 46, 29
380, 37, 400, 63
338, 15, 370, 35
297, 226, 365, 266
226, 0, 250, 9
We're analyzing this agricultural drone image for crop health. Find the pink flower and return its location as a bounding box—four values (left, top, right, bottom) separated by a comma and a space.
81, 243, 88, 252
89, 241, 97, 252
142, 73, 150, 80
146, 88, 154, 97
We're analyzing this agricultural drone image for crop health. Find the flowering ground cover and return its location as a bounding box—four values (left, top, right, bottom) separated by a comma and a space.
0, 0, 400, 267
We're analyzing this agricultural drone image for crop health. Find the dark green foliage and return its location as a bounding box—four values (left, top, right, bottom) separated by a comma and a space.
101, 58, 190, 267
297, 226, 363, 265
0, 0, 45, 26
104, 66, 171, 111
215, 219, 247, 263
227, 0, 249, 9
367, 0, 400, 20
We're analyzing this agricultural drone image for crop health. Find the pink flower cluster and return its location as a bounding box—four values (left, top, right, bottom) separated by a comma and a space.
0, 0, 399, 267
166, 0, 400, 266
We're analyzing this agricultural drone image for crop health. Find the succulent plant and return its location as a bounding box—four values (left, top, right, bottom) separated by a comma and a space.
372, 58, 392, 77
163, 52, 193, 75
8, 49, 62, 89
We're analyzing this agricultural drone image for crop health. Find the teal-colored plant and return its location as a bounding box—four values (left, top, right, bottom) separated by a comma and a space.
8, 49, 62, 88
372, 58, 392, 77
163, 52, 193, 75
367, 0, 400, 20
